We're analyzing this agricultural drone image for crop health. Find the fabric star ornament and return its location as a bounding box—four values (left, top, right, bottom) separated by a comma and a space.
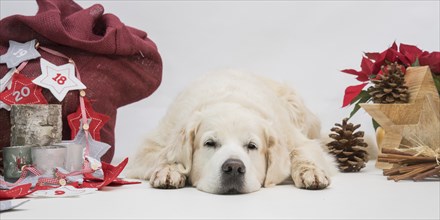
0, 101, 11, 111
0, 68, 16, 92
0, 183, 32, 200
0, 40, 41, 68
71, 129, 111, 161
67, 98, 110, 141
32, 58, 86, 101
82, 158, 134, 189
0, 73, 47, 106
0, 174, 42, 190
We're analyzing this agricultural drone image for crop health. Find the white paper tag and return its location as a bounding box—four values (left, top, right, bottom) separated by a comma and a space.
29, 185, 96, 198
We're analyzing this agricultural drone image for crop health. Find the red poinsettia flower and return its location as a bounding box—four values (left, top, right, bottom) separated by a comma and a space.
341, 41, 440, 116
365, 42, 411, 75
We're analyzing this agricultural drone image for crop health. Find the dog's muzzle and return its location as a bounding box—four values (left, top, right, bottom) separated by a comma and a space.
220, 159, 246, 194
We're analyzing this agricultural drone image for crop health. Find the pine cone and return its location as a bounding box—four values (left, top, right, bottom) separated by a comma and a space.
367, 62, 409, 104
327, 118, 368, 172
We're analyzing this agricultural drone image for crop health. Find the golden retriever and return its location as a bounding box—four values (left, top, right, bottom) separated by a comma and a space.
126, 71, 336, 194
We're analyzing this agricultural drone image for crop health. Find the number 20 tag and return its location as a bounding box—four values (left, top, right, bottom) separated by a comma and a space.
0, 74, 48, 106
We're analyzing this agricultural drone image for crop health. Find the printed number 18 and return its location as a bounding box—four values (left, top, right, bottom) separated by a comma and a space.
52, 73, 67, 85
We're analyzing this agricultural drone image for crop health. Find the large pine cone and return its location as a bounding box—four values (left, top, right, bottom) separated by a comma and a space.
367, 62, 409, 104
327, 118, 369, 172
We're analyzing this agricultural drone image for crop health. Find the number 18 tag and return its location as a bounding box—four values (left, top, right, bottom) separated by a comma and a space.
33, 58, 86, 101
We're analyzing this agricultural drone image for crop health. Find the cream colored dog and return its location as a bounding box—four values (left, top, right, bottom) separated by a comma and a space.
126, 71, 336, 194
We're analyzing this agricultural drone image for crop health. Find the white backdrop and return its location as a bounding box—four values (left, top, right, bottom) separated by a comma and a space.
1, 0, 439, 162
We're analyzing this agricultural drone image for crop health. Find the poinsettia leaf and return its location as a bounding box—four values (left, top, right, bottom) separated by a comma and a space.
356, 75, 370, 82
342, 83, 368, 107
360, 57, 374, 75
341, 69, 370, 82
433, 75, 440, 96
372, 118, 380, 131
400, 43, 423, 65
349, 90, 369, 105
391, 41, 398, 50
364, 52, 380, 61
371, 50, 389, 74
348, 91, 371, 119
341, 69, 361, 76
411, 58, 420, 67
420, 52, 440, 74
400, 43, 423, 56
393, 49, 411, 66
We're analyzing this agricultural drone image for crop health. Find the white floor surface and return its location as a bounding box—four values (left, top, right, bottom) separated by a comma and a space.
1, 160, 439, 220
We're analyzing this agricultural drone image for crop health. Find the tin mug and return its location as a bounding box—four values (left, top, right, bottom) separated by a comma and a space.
2, 145, 33, 182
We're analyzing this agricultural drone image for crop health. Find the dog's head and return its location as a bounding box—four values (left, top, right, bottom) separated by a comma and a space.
174, 102, 290, 194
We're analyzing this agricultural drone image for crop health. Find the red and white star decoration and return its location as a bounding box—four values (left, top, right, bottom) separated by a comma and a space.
67, 98, 110, 141
1, 68, 16, 93
0, 73, 47, 106
32, 58, 86, 101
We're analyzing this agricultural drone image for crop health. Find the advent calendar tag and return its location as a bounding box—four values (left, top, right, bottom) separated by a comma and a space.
29, 185, 96, 198
0, 40, 41, 68
0, 68, 16, 92
33, 58, 86, 101
0, 74, 47, 106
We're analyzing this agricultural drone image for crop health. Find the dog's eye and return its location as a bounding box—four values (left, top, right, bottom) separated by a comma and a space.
247, 142, 258, 150
204, 139, 217, 148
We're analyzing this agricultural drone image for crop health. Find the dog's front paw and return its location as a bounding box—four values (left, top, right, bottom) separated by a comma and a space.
150, 164, 186, 189
292, 161, 330, 190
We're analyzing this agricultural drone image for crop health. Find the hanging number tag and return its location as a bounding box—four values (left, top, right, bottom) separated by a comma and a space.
33, 58, 86, 101
0, 40, 41, 68
29, 186, 96, 198
0, 74, 47, 106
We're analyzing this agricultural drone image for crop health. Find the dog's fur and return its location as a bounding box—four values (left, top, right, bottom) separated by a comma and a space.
126, 71, 337, 194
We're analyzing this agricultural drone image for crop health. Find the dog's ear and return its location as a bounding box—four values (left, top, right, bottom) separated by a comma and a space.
165, 112, 201, 175
263, 126, 291, 187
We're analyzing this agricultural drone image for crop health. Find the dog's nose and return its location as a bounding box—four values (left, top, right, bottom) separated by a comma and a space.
222, 159, 246, 175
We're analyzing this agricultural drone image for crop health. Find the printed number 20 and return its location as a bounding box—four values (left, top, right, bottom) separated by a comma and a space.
12, 86, 30, 102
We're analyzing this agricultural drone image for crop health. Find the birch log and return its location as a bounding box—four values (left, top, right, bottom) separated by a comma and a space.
10, 104, 62, 146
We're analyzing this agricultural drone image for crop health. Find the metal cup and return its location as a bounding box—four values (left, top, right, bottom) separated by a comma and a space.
54, 141, 84, 172
31, 145, 67, 176
2, 145, 33, 182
